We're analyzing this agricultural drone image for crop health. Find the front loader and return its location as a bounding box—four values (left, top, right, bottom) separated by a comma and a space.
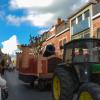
52, 38, 100, 100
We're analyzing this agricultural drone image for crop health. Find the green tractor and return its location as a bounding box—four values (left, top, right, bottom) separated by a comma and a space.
52, 38, 100, 100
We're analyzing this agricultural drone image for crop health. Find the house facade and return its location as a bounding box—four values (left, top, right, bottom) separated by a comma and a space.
41, 18, 70, 57
92, 0, 100, 38
16, 0, 100, 69
69, 0, 100, 39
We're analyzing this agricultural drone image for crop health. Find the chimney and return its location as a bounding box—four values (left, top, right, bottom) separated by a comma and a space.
89, 0, 99, 3
56, 18, 62, 25
96, 0, 100, 2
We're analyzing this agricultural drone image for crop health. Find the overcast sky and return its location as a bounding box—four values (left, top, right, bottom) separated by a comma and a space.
7, 0, 89, 26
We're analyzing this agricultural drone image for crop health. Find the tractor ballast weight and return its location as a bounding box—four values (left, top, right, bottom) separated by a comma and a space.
43, 44, 55, 57
52, 38, 100, 100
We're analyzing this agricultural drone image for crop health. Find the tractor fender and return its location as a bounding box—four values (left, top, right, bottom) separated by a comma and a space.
74, 64, 91, 83
55, 63, 80, 91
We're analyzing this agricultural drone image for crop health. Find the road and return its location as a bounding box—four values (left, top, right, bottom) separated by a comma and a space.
4, 70, 52, 100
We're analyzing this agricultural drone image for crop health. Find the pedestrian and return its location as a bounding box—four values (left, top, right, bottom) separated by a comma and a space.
0, 75, 7, 100
0, 59, 5, 76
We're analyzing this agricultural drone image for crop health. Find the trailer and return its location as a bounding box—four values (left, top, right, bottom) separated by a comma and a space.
16, 44, 62, 90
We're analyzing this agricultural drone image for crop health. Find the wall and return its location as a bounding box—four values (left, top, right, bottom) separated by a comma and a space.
93, 16, 100, 37
55, 30, 70, 57
16, 53, 22, 70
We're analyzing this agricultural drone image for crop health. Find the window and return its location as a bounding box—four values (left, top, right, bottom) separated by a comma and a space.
59, 39, 66, 48
47, 32, 50, 38
59, 40, 63, 54
72, 41, 90, 63
84, 10, 90, 19
73, 48, 89, 62
64, 40, 100, 63
97, 28, 100, 38
89, 41, 100, 62
59, 40, 62, 47
63, 38, 66, 45
78, 15, 82, 23
81, 34, 84, 38
84, 33, 90, 38
72, 18, 76, 26
75, 40, 100, 62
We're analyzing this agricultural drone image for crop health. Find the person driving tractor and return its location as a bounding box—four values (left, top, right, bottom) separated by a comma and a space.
73, 48, 85, 62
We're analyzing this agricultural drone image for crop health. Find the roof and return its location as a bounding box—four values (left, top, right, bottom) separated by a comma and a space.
68, 0, 97, 19
64, 38, 100, 47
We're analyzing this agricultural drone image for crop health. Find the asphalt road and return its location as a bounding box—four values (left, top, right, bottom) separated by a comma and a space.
4, 70, 52, 100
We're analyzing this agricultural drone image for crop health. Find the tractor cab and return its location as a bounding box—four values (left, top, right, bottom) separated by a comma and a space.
64, 38, 100, 64
64, 38, 100, 82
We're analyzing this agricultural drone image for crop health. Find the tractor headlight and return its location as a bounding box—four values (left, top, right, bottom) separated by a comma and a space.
85, 71, 88, 75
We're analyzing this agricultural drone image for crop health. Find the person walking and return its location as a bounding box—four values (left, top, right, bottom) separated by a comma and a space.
0, 59, 5, 76
0, 55, 8, 100
0, 76, 7, 100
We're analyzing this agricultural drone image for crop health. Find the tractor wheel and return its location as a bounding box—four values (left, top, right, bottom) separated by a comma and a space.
38, 80, 45, 91
77, 83, 100, 100
52, 68, 78, 100
30, 82, 34, 87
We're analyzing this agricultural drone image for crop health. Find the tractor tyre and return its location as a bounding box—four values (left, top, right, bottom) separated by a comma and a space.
30, 82, 34, 87
52, 67, 79, 100
38, 80, 45, 91
77, 83, 100, 100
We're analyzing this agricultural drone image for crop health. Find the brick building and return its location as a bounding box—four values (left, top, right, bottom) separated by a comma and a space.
41, 18, 70, 57
92, 0, 100, 37
68, 0, 100, 39
16, 0, 100, 69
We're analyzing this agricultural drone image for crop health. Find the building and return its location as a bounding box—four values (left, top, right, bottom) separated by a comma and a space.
16, 0, 100, 71
41, 18, 70, 57
68, 0, 100, 39
92, 0, 100, 38
54, 18, 70, 57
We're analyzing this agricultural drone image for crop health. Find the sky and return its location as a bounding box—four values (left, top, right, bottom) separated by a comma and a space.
0, 0, 89, 55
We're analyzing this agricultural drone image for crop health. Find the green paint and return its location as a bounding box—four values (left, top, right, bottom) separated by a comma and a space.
91, 64, 100, 73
